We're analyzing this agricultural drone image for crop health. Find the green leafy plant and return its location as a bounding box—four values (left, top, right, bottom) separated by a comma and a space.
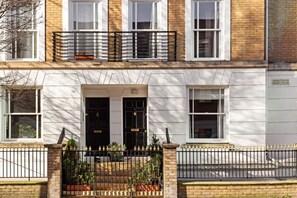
18, 124, 36, 138
78, 161, 95, 185
129, 135, 163, 191
63, 139, 79, 185
107, 142, 126, 162
129, 153, 162, 190
63, 139, 94, 190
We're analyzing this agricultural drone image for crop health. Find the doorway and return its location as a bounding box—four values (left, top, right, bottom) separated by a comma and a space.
123, 98, 147, 150
85, 98, 110, 149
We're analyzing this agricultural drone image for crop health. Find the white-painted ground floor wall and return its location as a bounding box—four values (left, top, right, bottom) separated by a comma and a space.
0, 68, 269, 146
267, 71, 297, 145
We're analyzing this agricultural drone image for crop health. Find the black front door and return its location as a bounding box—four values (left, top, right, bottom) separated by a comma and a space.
123, 98, 147, 150
86, 98, 110, 149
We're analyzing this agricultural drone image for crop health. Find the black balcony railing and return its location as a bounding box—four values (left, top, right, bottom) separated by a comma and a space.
53, 31, 177, 62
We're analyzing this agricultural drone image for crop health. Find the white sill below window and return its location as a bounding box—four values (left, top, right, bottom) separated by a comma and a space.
190, 58, 224, 62
186, 138, 229, 144
5, 58, 39, 62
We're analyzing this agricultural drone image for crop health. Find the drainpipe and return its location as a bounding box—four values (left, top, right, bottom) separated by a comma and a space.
265, 0, 269, 61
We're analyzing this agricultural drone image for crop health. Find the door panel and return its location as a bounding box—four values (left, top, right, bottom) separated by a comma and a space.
123, 98, 147, 150
86, 98, 110, 149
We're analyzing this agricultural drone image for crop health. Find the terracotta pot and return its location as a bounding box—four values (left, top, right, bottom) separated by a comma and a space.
66, 185, 79, 191
66, 185, 92, 191
136, 184, 160, 191
74, 55, 94, 60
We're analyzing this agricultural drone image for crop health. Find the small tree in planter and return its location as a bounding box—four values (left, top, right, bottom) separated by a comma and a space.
129, 154, 162, 191
63, 139, 80, 190
129, 134, 163, 191
77, 161, 95, 191
63, 139, 94, 191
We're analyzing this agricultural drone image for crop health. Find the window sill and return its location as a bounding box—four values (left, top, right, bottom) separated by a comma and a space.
4, 59, 40, 62
186, 138, 229, 144
189, 58, 226, 62
1, 139, 43, 143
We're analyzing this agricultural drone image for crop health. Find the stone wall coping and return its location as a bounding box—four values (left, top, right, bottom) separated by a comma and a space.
0, 181, 47, 185
0, 60, 268, 69
44, 144, 63, 149
162, 143, 180, 149
179, 180, 297, 186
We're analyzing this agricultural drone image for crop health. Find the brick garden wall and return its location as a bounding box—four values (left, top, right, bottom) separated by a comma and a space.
178, 181, 297, 198
0, 182, 47, 198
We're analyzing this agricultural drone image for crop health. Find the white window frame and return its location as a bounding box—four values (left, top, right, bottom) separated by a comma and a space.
3, 89, 42, 140
66, 0, 108, 32
186, 87, 229, 143
123, 0, 168, 60
185, 0, 230, 61
5, 3, 40, 61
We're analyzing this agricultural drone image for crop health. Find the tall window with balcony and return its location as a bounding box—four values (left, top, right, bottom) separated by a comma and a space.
7, 4, 38, 60
188, 89, 226, 141
71, 1, 101, 60
131, 1, 158, 59
4, 89, 41, 139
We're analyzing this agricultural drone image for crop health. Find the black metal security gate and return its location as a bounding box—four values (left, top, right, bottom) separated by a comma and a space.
62, 146, 163, 197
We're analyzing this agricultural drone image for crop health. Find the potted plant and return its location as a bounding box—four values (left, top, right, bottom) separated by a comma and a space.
77, 161, 95, 191
63, 139, 80, 191
129, 153, 162, 191
107, 142, 126, 162
129, 135, 163, 192
63, 139, 95, 191
74, 51, 94, 60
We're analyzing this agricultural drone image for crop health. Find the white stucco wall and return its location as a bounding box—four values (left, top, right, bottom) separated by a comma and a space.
267, 71, 297, 145
0, 68, 266, 146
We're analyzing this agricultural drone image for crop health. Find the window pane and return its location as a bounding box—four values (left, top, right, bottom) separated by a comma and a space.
11, 115, 36, 138
194, 2, 198, 29
38, 115, 41, 138
191, 99, 219, 113
10, 90, 36, 113
190, 115, 218, 138
136, 2, 154, 29
77, 3, 94, 29
199, 31, 214, 57
132, 2, 136, 29
16, 32, 34, 59
199, 2, 215, 29
216, 2, 220, 29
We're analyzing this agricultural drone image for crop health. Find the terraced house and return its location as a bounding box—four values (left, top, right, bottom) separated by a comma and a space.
0, 0, 295, 148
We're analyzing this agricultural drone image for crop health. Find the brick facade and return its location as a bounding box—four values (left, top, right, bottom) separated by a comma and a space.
162, 143, 179, 198
178, 181, 297, 198
0, 182, 47, 198
45, 0, 63, 61
231, 0, 265, 61
268, 0, 297, 63
108, 0, 122, 31
168, 0, 185, 61
45, 144, 62, 198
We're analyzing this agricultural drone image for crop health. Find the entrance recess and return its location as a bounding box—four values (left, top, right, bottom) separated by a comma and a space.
123, 98, 147, 150
86, 98, 110, 149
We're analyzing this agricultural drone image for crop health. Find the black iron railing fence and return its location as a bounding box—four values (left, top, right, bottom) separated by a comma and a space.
177, 145, 297, 181
62, 146, 163, 197
53, 31, 177, 62
0, 147, 48, 180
